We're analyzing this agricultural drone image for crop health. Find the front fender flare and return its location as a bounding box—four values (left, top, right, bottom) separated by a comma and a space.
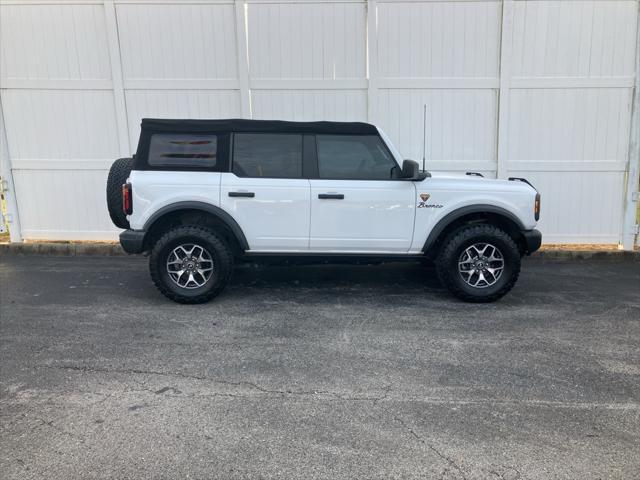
422, 204, 525, 253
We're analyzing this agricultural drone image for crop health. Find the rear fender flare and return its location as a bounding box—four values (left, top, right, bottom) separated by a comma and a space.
143, 201, 249, 251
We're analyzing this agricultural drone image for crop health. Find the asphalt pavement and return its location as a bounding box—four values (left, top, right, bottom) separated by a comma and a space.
1, 255, 639, 479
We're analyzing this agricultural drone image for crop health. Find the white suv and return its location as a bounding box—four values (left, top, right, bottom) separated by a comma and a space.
107, 118, 541, 304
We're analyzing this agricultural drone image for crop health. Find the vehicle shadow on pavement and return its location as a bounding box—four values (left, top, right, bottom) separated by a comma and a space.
230, 262, 443, 291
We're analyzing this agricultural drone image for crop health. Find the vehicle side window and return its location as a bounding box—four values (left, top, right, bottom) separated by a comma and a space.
316, 135, 398, 180
232, 133, 303, 178
148, 134, 218, 168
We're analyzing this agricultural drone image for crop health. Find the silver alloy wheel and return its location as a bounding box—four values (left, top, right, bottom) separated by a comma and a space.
458, 242, 504, 288
166, 243, 214, 289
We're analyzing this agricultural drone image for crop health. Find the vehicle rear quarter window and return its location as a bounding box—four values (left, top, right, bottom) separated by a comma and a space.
316, 135, 398, 180
148, 134, 218, 168
232, 133, 303, 178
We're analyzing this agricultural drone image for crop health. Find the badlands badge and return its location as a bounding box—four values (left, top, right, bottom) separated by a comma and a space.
418, 193, 443, 209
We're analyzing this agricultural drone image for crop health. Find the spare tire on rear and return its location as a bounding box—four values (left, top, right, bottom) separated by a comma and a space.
106, 157, 133, 229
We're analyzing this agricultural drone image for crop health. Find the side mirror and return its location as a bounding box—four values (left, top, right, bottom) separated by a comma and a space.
401, 159, 428, 180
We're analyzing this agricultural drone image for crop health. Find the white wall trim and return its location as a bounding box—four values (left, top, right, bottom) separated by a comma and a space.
542, 234, 621, 244
366, 0, 378, 124
510, 76, 635, 89
249, 79, 368, 90
377, 78, 499, 89
622, 4, 640, 250
426, 161, 497, 171
496, 0, 513, 180
123, 79, 241, 90
0, 79, 113, 90
235, 0, 252, 117
11, 159, 115, 170
508, 161, 628, 172
104, 0, 131, 156
0, 96, 23, 242
21, 230, 119, 241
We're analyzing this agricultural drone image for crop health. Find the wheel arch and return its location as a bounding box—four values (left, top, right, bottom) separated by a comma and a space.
423, 205, 526, 257
143, 201, 249, 254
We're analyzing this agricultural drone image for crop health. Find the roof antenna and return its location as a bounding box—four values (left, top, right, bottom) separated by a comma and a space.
422, 104, 427, 172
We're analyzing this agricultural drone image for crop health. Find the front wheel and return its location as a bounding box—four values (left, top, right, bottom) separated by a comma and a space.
435, 224, 521, 303
149, 225, 233, 304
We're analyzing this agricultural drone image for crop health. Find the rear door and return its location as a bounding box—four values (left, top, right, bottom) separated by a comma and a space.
220, 133, 310, 251
309, 134, 416, 252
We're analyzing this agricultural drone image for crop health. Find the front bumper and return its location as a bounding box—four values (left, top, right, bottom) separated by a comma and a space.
522, 229, 542, 254
119, 229, 146, 254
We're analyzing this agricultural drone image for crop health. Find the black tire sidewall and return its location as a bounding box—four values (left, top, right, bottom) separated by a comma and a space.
150, 227, 232, 302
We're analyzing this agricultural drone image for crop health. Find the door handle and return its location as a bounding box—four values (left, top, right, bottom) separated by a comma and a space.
318, 193, 344, 200
228, 191, 255, 198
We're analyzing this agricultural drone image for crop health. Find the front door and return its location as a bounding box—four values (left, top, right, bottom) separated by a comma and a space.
221, 133, 310, 251
309, 134, 416, 252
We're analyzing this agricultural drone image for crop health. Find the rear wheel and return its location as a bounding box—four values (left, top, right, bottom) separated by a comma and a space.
149, 225, 233, 304
435, 224, 520, 303
106, 157, 133, 229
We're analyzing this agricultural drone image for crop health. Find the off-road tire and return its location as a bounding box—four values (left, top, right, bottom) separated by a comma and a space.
106, 157, 134, 229
435, 224, 520, 303
149, 225, 233, 304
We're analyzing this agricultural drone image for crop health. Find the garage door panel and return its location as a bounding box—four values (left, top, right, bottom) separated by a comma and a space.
0, 4, 111, 82
376, 88, 497, 167
116, 3, 238, 81
508, 88, 633, 163
125, 90, 241, 152
251, 90, 367, 122
508, 170, 625, 244
511, 0, 638, 78
247, 2, 366, 80
376, 1, 502, 79
2, 90, 119, 160
12, 169, 119, 240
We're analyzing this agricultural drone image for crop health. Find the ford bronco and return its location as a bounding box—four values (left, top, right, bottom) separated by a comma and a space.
107, 119, 541, 304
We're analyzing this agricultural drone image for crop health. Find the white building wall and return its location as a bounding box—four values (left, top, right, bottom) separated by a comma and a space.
0, 0, 638, 244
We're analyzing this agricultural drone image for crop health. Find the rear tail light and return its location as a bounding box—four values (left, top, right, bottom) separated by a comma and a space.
534, 193, 541, 221
122, 183, 132, 215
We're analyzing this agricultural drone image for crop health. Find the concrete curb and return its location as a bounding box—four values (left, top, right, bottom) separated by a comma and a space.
0, 242, 127, 257
0, 242, 638, 261
529, 249, 639, 262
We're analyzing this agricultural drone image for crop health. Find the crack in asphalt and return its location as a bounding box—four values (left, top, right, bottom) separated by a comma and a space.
487, 464, 523, 480
46, 364, 392, 402
32, 364, 640, 411
392, 414, 468, 480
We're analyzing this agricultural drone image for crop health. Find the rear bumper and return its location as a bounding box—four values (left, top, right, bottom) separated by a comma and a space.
522, 229, 542, 254
119, 229, 146, 254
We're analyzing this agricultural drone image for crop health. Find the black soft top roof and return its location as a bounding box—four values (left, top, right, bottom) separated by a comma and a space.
140, 118, 378, 135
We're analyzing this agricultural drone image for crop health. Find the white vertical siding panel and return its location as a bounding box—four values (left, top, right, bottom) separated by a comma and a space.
125, 90, 241, 149
251, 90, 367, 122
13, 170, 118, 240
505, 0, 637, 244
116, 4, 238, 81
508, 171, 625, 244
246, 2, 366, 79
508, 88, 632, 163
511, 0, 637, 78
0, 4, 111, 81
375, 89, 497, 167
2, 90, 119, 160
376, 1, 502, 79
